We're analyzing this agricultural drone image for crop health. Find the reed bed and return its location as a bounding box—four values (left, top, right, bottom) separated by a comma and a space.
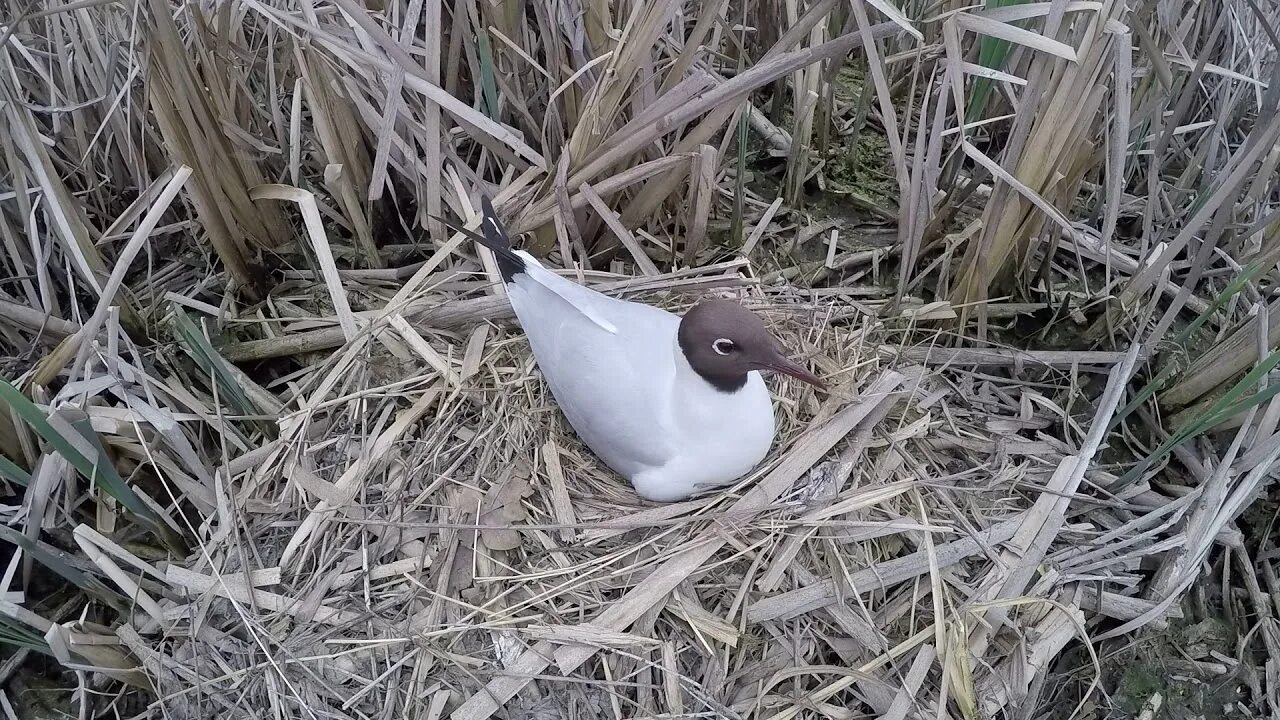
1, 0, 1279, 718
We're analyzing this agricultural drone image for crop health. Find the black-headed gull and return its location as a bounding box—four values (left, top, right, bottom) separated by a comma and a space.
439, 196, 825, 501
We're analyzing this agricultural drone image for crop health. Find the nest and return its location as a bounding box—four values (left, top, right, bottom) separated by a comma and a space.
6, 0, 1280, 713
68, 265, 1163, 720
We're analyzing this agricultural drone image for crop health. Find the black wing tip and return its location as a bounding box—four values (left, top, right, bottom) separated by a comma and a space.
476, 195, 523, 283
492, 250, 525, 285
431, 196, 525, 284
480, 194, 500, 227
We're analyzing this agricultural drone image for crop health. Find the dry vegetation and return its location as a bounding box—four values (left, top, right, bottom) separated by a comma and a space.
1, 0, 1279, 717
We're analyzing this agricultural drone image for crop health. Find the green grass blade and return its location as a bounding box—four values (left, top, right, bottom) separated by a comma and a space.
1117, 350, 1280, 488
1173, 262, 1267, 346
1106, 362, 1178, 434
1110, 265, 1266, 435
476, 27, 499, 120
1193, 350, 1280, 418
0, 615, 52, 655
1204, 383, 1280, 429
0, 379, 180, 549
0, 524, 124, 609
0, 452, 30, 486
169, 308, 258, 419
965, 0, 1032, 124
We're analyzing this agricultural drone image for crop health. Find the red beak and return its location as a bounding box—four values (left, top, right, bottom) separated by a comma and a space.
756, 352, 826, 390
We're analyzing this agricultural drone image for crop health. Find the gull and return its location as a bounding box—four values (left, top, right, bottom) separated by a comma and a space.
439, 197, 825, 501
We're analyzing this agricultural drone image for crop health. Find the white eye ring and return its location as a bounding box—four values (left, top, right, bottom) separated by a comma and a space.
712, 338, 735, 356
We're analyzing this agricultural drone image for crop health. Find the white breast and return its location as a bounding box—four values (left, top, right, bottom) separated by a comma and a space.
631, 369, 776, 502
503, 254, 779, 501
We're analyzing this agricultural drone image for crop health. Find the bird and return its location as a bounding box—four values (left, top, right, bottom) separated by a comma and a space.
436, 196, 825, 502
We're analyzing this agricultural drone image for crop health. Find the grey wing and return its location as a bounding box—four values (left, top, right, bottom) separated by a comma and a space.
541, 307, 677, 476
508, 275, 678, 476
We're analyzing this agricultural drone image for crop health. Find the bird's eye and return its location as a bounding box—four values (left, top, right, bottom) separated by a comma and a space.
712, 338, 735, 356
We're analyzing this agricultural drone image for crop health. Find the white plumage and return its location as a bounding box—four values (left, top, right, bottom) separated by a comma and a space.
505, 251, 777, 501
440, 196, 823, 502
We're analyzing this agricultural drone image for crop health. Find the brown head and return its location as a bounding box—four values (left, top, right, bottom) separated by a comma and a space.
677, 299, 825, 393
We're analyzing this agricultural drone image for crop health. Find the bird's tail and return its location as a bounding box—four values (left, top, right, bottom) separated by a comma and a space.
433, 195, 526, 283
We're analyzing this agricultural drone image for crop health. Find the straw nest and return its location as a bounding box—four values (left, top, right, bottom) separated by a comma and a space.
4, 0, 1278, 716
73, 264, 1164, 720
